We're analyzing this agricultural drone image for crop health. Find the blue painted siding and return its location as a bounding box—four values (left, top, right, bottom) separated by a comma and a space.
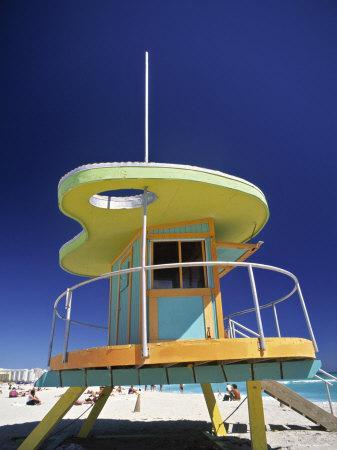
216, 247, 247, 263
157, 296, 205, 340
109, 261, 120, 345
150, 222, 209, 234
204, 238, 214, 288
37, 360, 322, 387
130, 238, 141, 344
211, 295, 219, 338
117, 256, 130, 344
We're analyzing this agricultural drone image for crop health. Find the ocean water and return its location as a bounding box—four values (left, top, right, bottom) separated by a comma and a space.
158, 372, 337, 403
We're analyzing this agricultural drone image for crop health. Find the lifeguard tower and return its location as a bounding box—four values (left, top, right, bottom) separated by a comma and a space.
19, 55, 337, 450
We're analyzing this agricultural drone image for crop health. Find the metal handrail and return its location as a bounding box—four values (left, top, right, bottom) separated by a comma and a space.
48, 260, 318, 365
315, 374, 335, 415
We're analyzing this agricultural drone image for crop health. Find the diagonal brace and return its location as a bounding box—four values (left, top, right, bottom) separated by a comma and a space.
201, 383, 227, 437
77, 387, 112, 438
19, 386, 86, 450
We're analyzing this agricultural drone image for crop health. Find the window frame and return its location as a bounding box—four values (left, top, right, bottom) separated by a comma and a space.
151, 238, 208, 290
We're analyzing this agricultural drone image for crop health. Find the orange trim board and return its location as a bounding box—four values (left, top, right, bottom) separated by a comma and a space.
50, 338, 316, 371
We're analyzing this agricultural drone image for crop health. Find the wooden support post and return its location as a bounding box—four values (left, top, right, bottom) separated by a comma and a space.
201, 383, 227, 437
246, 381, 267, 450
77, 387, 112, 438
19, 386, 86, 450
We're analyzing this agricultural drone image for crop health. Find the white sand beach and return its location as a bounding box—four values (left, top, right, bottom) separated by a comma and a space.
0, 384, 336, 449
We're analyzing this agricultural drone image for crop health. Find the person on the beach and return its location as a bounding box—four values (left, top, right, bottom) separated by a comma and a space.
179, 384, 184, 393
128, 385, 138, 394
9, 387, 18, 398
223, 384, 233, 401
231, 384, 241, 400
26, 389, 41, 405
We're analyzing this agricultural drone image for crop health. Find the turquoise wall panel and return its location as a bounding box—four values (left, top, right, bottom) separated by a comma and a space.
204, 238, 214, 288
113, 368, 139, 386
109, 261, 120, 345
87, 369, 111, 386
150, 222, 209, 234
139, 368, 168, 385
195, 365, 225, 383
216, 247, 247, 262
130, 238, 141, 344
35, 371, 60, 388
167, 367, 195, 384
253, 362, 281, 380
211, 296, 219, 338
282, 359, 321, 380
117, 256, 130, 345
224, 363, 252, 382
61, 370, 85, 387
158, 296, 205, 340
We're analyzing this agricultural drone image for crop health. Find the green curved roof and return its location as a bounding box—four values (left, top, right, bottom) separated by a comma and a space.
58, 162, 269, 276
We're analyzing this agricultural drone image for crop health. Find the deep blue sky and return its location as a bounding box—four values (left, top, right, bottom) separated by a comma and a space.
1, 1, 336, 371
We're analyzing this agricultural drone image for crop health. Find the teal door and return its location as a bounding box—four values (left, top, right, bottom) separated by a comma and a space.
157, 296, 205, 340
117, 255, 131, 344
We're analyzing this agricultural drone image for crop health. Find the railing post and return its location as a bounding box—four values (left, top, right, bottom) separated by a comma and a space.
248, 265, 266, 351
47, 309, 57, 367
272, 303, 281, 337
296, 282, 318, 352
141, 188, 149, 358
62, 289, 72, 363
325, 382, 334, 415
228, 319, 233, 338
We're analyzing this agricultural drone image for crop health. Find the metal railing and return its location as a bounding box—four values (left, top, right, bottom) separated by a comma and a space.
48, 260, 318, 366
315, 369, 337, 415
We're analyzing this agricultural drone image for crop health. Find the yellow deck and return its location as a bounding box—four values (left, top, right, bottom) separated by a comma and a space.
50, 337, 315, 370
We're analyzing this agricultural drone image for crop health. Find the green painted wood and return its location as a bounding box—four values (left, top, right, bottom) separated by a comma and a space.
117, 255, 131, 345
130, 238, 141, 344
139, 368, 168, 385
282, 359, 321, 380
61, 370, 85, 386
216, 247, 247, 262
167, 367, 195, 384
113, 368, 138, 386
224, 363, 252, 382
150, 222, 209, 234
87, 369, 111, 386
35, 370, 60, 387
211, 295, 219, 338
109, 261, 120, 345
253, 362, 281, 380
195, 365, 224, 383
204, 238, 214, 288
37, 360, 322, 387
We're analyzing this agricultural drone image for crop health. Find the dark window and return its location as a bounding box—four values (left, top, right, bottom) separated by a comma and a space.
153, 241, 180, 289
152, 240, 206, 289
181, 241, 206, 288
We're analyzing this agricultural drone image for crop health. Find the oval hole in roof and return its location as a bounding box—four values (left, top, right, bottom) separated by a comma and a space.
89, 189, 157, 210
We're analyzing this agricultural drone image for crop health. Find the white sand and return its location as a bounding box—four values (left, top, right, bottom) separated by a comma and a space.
0, 384, 336, 449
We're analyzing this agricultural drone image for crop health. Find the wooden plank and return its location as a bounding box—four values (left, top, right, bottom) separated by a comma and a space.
261, 380, 337, 431
50, 338, 316, 370
77, 387, 112, 438
246, 381, 267, 450
201, 383, 227, 437
203, 294, 215, 338
18, 387, 85, 450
